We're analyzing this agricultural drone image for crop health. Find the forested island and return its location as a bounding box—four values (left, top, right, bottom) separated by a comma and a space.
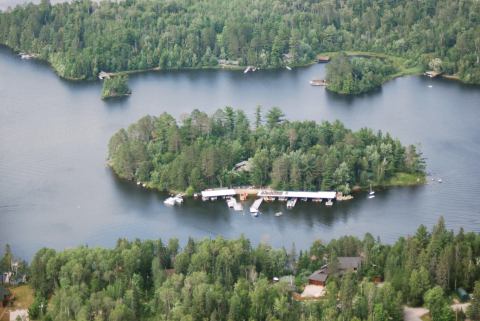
0, 0, 479, 85
2, 219, 479, 321
108, 107, 425, 195
101, 75, 131, 99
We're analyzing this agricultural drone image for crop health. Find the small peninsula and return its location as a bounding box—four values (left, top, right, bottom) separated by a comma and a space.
107, 107, 426, 195
326, 53, 399, 95
101, 75, 131, 99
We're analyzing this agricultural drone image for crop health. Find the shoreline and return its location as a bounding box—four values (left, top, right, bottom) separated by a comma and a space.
108, 162, 425, 199
1, 44, 472, 88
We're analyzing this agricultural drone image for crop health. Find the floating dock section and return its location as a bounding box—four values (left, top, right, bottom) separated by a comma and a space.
250, 198, 263, 213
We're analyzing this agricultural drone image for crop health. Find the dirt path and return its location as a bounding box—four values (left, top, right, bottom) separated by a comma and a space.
404, 306, 429, 321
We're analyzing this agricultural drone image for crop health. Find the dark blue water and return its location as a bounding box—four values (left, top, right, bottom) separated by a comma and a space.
1, 46, 479, 259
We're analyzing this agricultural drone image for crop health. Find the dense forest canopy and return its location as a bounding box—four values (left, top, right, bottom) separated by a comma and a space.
107, 107, 425, 194
101, 74, 131, 99
16, 218, 480, 321
326, 54, 398, 94
0, 0, 479, 83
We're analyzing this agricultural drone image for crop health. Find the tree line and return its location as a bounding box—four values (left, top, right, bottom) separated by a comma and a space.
0, 0, 478, 84
4, 218, 476, 320
108, 107, 425, 194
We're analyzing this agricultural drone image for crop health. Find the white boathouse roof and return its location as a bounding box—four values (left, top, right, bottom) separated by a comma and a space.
201, 189, 236, 198
258, 190, 336, 199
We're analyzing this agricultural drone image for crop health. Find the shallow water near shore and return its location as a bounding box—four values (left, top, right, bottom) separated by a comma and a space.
1, 46, 480, 259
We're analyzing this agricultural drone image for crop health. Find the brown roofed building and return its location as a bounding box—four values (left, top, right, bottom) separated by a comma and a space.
308, 268, 328, 286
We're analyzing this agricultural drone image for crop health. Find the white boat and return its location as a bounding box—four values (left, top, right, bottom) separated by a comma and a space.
368, 195, 375, 199
244, 66, 253, 74
369, 184, 375, 195
137, 181, 141, 185
428, 85, 433, 88
286, 66, 292, 70
226, 197, 235, 208
286, 198, 297, 209
275, 212, 283, 217
174, 195, 184, 204
438, 178, 443, 183
251, 212, 259, 217
325, 199, 333, 206
142, 183, 147, 188
164, 197, 176, 206
301, 197, 308, 202
165, 194, 183, 206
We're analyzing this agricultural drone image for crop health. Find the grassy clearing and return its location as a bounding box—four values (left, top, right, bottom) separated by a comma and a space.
385, 173, 426, 187
317, 50, 423, 81
0, 285, 34, 321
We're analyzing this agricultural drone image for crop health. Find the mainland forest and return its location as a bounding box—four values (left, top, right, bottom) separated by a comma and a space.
2, 218, 480, 321
107, 107, 426, 194
0, 0, 479, 84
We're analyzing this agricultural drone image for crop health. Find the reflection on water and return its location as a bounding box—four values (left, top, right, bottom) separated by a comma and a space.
0, 46, 480, 259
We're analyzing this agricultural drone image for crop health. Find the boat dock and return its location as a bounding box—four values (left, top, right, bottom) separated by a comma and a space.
227, 197, 244, 211
250, 198, 263, 213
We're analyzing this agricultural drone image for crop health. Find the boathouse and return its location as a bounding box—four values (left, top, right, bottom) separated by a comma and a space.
257, 190, 336, 201
317, 56, 330, 63
201, 189, 236, 200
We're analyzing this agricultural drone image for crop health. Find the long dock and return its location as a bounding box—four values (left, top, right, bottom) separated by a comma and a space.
250, 198, 263, 213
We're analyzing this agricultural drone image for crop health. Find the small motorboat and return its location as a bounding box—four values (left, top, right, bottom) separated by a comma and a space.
325, 200, 333, 207
275, 212, 283, 217
438, 178, 443, 183
368, 195, 375, 199
286, 66, 292, 70
369, 184, 375, 195
164, 197, 176, 206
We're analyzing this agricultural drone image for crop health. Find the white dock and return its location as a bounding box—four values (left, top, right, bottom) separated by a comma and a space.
227, 197, 244, 211
250, 198, 263, 213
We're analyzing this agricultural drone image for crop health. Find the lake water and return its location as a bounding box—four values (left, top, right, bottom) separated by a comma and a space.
1, 46, 480, 259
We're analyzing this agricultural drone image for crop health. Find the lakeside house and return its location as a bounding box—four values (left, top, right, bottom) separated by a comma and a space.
308, 256, 362, 286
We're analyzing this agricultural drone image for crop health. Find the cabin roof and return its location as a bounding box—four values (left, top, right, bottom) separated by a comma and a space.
308, 270, 329, 282
338, 257, 362, 270
258, 190, 336, 199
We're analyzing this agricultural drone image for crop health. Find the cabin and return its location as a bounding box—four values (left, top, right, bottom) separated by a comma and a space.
233, 160, 251, 172
308, 269, 329, 286
317, 56, 330, 63
307, 256, 362, 286
0, 285, 11, 307
338, 257, 362, 274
